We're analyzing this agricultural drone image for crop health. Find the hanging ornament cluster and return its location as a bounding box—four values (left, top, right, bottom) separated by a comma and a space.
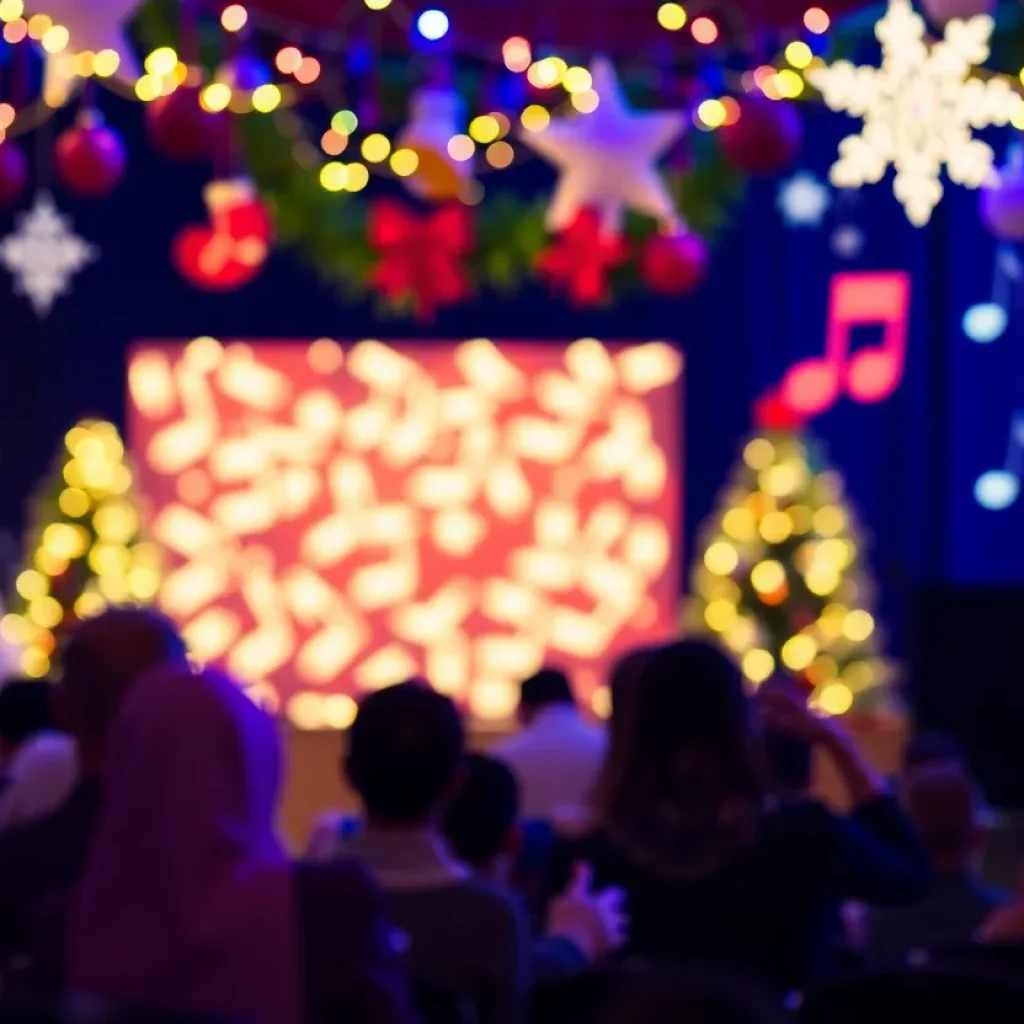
145, 87, 222, 161
54, 111, 126, 197
0, 143, 28, 208
982, 144, 1024, 242
398, 86, 471, 202
640, 232, 708, 295
718, 96, 803, 177
172, 179, 271, 291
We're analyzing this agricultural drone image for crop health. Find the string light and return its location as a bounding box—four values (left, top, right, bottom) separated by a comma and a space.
275, 46, 302, 75
390, 149, 419, 176
691, 17, 718, 44
503, 36, 531, 73
0, 0, 24, 21
416, 9, 450, 41
804, 6, 830, 33
469, 115, 500, 143
92, 50, 120, 77
3, 19, 26, 43
704, 541, 738, 576
657, 3, 687, 31
781, 633, 817, 671
486, 141, 514, 169
320, 162, 349, 191
361, 133, 392, 162
201, 83, 232, 112
40, 23, 68, 53
520, 105, 550, 132
742, 649, 775, 684
26, 13, 50, 39
252, 84, 281, 113
571, 89, 600, 113
135, 76, 161, 102
332, 109, 359, 134
295, 56, 321, 84
321, 129, 348, 156
346, 162, 370, 192
527, 57, 564, 88
697, 99, 727, 129
819, 682, 853, 715
563, 67, 593, 94
221, 4, 248, 31
447, 134, 475, 161
785, 41, 813, 69
773, 69, 805, 99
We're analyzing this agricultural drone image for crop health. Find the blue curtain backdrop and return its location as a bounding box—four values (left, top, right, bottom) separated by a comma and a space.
0, 96, 1021, 658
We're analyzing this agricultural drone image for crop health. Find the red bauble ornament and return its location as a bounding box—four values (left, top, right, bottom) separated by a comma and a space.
640, 232, 707, 295
173, 179, 272, 291
145, 87, 221, 161
0, 142, 28, 207
719, 96, 802, 177
753, 389, 805, 432
54, 113, 126, 197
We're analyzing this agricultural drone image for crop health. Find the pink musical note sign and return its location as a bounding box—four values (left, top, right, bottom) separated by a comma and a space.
779, 271, 911, 417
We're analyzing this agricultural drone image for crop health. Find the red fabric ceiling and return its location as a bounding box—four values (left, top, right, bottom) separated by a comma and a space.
240, 0, 867, 48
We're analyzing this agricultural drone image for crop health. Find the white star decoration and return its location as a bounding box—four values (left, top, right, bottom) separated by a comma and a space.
518, 58, 686, 233
777, 172, 832, 227
807, 0, 1021, 227
0, 193, 97, 317
23, 0, 142, 104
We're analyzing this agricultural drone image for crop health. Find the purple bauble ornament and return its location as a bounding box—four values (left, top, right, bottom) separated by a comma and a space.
982, 144, 1024, 242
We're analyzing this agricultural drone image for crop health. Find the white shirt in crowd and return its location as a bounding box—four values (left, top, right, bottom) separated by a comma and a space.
491, 704, 607, 821
0, 731, 78, 828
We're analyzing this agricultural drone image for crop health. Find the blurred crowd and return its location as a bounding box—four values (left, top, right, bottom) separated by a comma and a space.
0, 608, 1021, 1024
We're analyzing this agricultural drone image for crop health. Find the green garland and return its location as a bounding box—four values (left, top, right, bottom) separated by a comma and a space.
240, 110, 747, 309
130, 0, 749, 313
129, 0, 1024, 313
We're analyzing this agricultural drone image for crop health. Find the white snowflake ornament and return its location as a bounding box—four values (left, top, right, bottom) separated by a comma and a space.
777, 172, 832, 227
0, 193, 97, 316
808, 0, 1021, 227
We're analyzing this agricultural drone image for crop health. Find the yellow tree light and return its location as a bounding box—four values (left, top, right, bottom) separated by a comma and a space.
3, 419, 162, 678
687, 428, 890, 715
808, 0, 1021, 227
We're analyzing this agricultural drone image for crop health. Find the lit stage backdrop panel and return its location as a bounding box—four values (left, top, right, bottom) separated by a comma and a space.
127, 338, 683, 728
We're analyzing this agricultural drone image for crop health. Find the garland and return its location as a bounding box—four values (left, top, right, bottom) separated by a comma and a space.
129, 0, 1024, 315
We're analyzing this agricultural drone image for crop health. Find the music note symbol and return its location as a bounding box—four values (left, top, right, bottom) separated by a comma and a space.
963, 245, 1022, 344
975, 411, 1024, 510
780, 271, 911, 417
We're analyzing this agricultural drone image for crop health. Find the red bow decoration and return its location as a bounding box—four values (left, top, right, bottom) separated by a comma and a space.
369, 200, 475, 322
537, 208, 629, 306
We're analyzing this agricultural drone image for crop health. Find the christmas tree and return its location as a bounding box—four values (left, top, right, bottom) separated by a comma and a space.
687, 425, 890, 715
0, 420, 162, 679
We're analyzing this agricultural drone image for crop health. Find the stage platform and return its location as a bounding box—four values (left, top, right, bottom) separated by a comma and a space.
278, 713, 910, 852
